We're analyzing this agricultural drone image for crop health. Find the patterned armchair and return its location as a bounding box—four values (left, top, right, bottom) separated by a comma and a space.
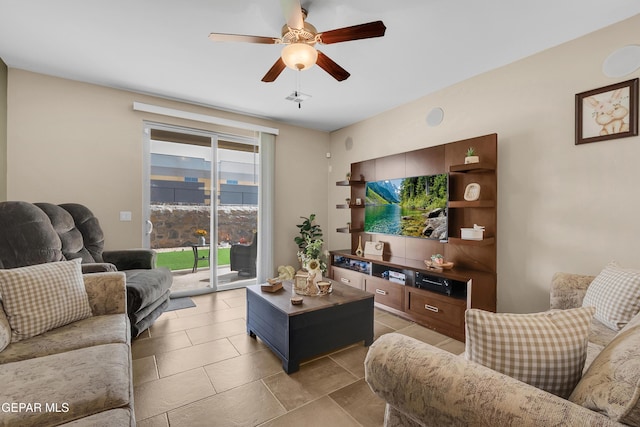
365, 272, 640, 426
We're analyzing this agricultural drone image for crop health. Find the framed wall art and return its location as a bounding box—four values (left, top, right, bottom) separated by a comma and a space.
575, 78, 638, 145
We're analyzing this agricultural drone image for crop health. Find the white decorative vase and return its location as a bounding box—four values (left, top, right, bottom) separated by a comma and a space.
199, 236, 206, 245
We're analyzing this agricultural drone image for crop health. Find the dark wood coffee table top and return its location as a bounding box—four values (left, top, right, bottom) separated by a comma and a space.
246, 280, 372, 316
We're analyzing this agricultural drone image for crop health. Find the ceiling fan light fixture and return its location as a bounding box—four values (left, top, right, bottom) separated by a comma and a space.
281, 43, 317, 71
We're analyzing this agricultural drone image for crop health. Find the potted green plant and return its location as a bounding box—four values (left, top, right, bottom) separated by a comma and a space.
465, 147, 479, 164
294, 214, 327, 272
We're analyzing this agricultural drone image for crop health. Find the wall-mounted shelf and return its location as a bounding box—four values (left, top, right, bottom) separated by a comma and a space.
336, 179, 366, 186
448, 237, 495, 246
336, 227, 364, 233
448, 200, 495, 208
336, 204, 365, 209
449, 162, 495, 173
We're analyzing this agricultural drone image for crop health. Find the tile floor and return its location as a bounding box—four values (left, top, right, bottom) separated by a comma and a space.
132, 288, 465, 427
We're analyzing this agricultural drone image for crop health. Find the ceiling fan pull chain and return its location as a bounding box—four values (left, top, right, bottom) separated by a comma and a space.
296, 71, 302, 109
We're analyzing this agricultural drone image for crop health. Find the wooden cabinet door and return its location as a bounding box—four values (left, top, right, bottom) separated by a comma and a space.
406, 287, 466, 340
331, 266, 364, 290
364, 276, 404, 311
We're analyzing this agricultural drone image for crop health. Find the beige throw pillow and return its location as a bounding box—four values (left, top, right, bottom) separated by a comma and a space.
582, 262, 640, 331
465, 307, 595, 398
0, 301, 10, 352
570, 323, 640, 425
0, 259, 92, 342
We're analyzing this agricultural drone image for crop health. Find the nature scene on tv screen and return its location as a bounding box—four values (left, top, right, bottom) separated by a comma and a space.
364, 174, 448, 240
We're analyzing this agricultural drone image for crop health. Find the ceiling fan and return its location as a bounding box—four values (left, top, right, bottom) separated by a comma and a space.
208, 0, 386, 82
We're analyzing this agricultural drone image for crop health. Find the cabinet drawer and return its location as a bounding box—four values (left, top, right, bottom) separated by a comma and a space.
331, 266, 364, 290
406, 288, 465, 330
365, 276, 404, 311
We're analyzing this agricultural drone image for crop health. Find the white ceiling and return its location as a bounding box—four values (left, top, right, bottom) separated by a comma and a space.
1, 1, 639, 132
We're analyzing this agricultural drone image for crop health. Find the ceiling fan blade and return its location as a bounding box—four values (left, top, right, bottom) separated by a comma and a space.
280, 0, 304, 29
318, 21, 386, 45
261, 57, 287, 82
316, 51, 350, 81
209, 33, 278, 44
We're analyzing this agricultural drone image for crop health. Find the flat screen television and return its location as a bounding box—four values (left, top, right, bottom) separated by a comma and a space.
364, 174, 448, 240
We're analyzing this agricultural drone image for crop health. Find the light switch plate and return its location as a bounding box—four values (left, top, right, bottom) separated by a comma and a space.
119, 211, 132, 221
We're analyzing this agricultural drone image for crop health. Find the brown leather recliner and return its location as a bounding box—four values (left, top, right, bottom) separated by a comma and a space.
0, 201, 172, 337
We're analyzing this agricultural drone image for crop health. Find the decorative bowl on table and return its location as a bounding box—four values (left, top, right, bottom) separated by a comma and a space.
424, 260, 454, 270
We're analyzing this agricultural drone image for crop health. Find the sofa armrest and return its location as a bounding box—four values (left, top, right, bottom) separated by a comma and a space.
81, 262, 118, 274
550, 272, 596, 310
103, 249, 157, 270
83, 272, 127, 315
365, 333, 618, 427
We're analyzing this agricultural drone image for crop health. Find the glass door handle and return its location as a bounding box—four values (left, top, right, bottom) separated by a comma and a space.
145, 220, 153, 235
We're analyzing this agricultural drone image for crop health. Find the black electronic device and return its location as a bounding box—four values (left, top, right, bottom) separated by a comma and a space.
414, 272, 466, 297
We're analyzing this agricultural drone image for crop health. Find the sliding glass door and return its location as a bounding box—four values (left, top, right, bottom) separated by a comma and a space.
143, 123, 260, 296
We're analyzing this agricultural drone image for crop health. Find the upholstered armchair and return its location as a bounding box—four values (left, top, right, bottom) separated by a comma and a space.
0, 201, 172, 337
365, 271, 640, 426
230, 233, 257, 277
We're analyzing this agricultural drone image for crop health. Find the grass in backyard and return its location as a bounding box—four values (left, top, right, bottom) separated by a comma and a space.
156, 247, 231, 271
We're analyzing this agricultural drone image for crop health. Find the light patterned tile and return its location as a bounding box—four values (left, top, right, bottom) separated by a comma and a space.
132, 356, 158, 385
330, 379, 385, 427
204, 349, 282, 393
227, 332, 267, 354
156, 338, 239, 378
437, 338, 465, 355
395, 323, 450, 346
263, 357, 358, 411
134, 368, 216, 420
216, 288, 246, 300
222, 295, 246, 308
136, 413, 169, 427
208, 305, 246, 324
329, 344, 370, 379
149, 312, 217, 337
373, 321, 395, 340
375, 312, 413, 330
137, 329, 151, 339
261, 396, 360, 427
174, 298, 231, 318
131, 331, 192, 360
168, 380, 284, 427
155, 310, 178, 322
185, 318, 247, 345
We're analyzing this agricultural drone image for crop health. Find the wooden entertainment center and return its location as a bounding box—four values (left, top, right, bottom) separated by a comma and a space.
329, 133, 497, 341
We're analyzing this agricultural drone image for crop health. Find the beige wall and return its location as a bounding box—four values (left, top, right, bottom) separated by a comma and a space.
329, 14, 640, 314
6, 70, 330, 272
6, 14, 640, 311
0, 58, 7, 201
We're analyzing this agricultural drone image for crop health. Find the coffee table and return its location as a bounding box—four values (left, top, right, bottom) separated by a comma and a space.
246, 280, 374, 373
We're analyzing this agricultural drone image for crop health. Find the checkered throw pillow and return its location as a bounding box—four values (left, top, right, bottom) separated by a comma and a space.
0, 259, 92, 342
582, 262, 640, 331
465, 307, 595, 398
0, 300, 10, 352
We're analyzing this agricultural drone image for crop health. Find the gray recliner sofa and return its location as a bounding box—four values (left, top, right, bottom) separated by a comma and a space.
0, 201, 172, 337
